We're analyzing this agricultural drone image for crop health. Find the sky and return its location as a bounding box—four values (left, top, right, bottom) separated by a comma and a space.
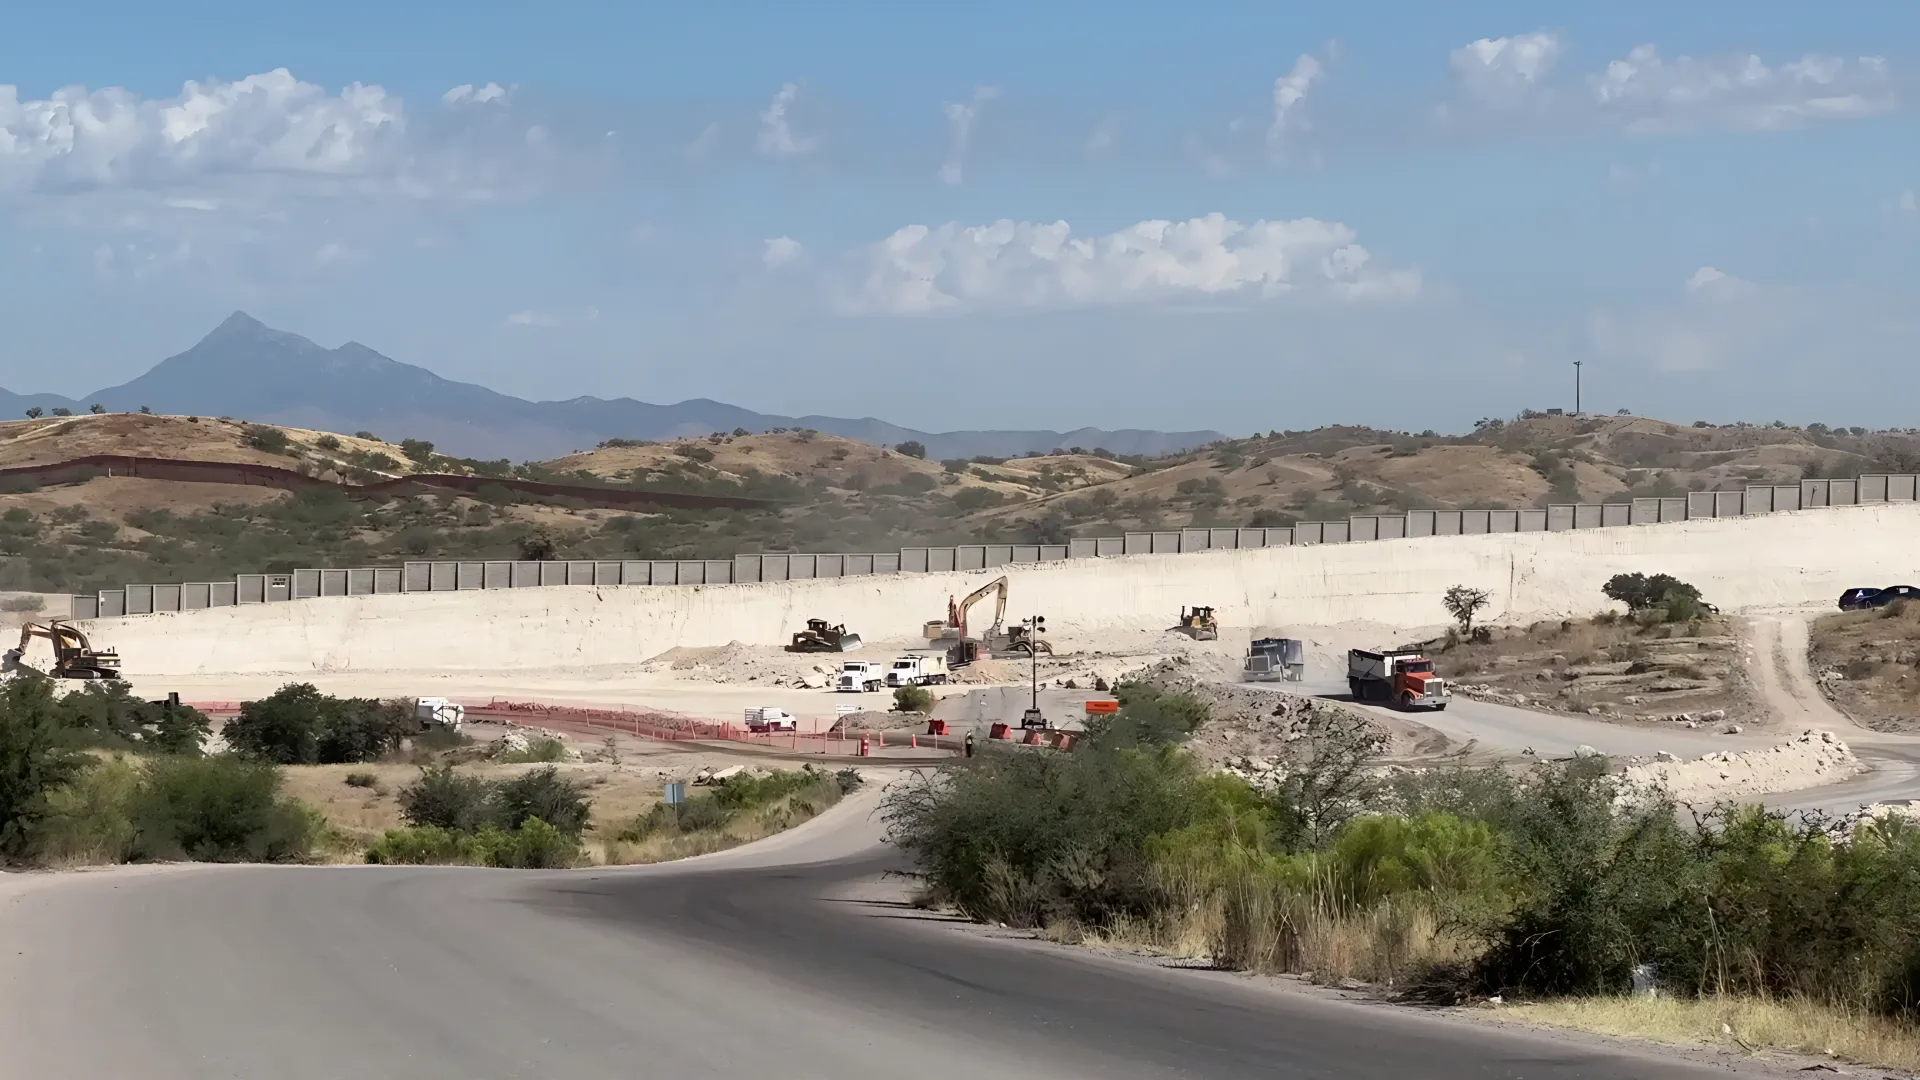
1, 1, 1915, 435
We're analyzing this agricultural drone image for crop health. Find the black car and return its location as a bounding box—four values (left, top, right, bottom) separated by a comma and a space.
1873, 585, 1920, 608
1839, 587, 1883, 610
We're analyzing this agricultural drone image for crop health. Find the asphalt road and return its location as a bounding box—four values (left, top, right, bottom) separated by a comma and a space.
1, 788, 1737, 1080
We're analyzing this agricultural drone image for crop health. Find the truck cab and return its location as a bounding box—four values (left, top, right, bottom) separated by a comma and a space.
836, 661, 883, 693
1347, 648, 1450, 710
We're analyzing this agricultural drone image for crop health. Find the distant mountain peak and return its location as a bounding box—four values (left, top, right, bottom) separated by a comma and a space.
209, 311, 267, 336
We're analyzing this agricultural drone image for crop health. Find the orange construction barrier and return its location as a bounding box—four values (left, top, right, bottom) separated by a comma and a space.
859, 735, 871, 757
927, 719, 949, 735
1085, 699, 1118, 715
988, 722, 1011, 740
1022, 729, 1043, 745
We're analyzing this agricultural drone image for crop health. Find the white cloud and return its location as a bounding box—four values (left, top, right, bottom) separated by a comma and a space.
1267, 54, 1324, 150
1450, 32, 1563, 103
442, 82, 508, 106
756, 82, 815, 158
161, 196, 219, 211
1593, 267, 1781, 372
938, 86, 997, 185
839, 212, 1419, 315
1592, 46, 1894, 133
762, 235, 801, 268
505, 306, 598, 328
0, 68, 555, 202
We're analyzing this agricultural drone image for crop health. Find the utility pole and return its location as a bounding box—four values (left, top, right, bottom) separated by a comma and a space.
1573, 360, 1584, 416
1021, 614, 1046, 730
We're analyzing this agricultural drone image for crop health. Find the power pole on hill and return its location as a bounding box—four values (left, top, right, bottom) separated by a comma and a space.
1573, 360, 1584, 416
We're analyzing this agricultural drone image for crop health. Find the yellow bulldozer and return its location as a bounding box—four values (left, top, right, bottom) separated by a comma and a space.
1176, 605, 1219, 641
787, 618, 863, 652
7, 620, 123, 680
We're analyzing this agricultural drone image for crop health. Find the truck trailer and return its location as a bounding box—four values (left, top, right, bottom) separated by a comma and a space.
1347, 648, 1450, 710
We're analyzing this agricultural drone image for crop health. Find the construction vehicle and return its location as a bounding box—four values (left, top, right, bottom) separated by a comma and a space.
6, 620, 122, 680
788, 618, 862, 653
996, 623, 1053, 657
415, 697, 466, 730
1241, 637, 1304, 682
886, 653, 950, 687
836, 661, 885, 693
1175, 605, 1219, 641
925, 576, 1008, 644
1347, 648, 1450, 710
743, 707, 799, 733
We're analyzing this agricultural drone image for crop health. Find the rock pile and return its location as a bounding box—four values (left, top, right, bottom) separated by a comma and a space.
1618, 730, 1861, 805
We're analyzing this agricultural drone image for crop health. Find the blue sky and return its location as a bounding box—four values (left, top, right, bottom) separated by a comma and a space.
1, 1, 1915, 434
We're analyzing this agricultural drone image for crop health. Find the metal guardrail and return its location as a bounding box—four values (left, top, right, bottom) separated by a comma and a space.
72, 474, 1910, 620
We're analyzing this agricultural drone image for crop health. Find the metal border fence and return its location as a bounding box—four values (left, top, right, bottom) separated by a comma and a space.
68, 474, 1907, 620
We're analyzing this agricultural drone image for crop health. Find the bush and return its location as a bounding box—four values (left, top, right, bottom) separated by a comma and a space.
493, 767, 591, 835
0, 674, 87, 857
365, 817, 579, 868
497, 736, 566, 763
314, 434, 341, 451
895, 440, 927, 459
893, 685, 934, 713
242, 425, 290, 453
1602, 572, 1705, 614
221, 685, 413, 765
399, 438, 436, 464
31, 756, 140, 864
397, 763, 496, 832
344, 771, 378, 788
126, 755, 323, 863
395, 763, 591, 838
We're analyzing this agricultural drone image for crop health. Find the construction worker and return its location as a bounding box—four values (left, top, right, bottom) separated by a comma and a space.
964, 729, 976, 758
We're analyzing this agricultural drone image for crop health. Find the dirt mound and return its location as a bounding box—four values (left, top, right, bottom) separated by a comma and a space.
1619, 729, 1861, 805
1134, 657, 1385, 770
640, 642, 837, 687
828, 709, 920, 732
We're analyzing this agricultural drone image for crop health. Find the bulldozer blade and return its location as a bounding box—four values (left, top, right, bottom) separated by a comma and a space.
838, 634, 863, 651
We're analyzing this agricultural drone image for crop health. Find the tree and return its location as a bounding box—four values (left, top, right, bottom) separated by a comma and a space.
0, 675, 87, 857
399, 438, 436, 465
518, 529, 558, 561
23, 407, 41, 419
1442, 585, 1491, 636
139, 405, 152, 415
1602, 573, 1703, 613
88, 403, 105, 414
895, 440, 927, 459
50, 408, 71, 417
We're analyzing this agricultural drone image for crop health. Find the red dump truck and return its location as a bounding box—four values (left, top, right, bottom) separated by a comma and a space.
1347, 648, 1450, 710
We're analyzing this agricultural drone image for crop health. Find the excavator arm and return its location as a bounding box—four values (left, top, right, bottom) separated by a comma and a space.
954, 576, 1008, 639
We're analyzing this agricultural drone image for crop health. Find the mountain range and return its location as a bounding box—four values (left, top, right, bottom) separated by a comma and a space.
0, 314, 1226, 461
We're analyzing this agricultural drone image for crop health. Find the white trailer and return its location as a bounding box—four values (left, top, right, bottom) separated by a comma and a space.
886, 653, 950, 687
836, 661, 885, 692
743, 707, 798, 733
415, 697, 466, 729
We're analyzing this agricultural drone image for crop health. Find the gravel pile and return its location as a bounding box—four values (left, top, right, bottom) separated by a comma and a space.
1618, 729, 1861, 805
1135, 657, 1384, 770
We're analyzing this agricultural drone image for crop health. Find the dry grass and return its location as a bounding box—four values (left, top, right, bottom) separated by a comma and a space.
1810, 602, 1920, 731
1504, 994, 1920, 1073
281, 760, 667, 848
589, 783, 846, 866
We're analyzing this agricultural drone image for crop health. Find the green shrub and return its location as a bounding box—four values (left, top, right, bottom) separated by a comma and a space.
892, 685, 933, 713
493, 767, 590, 835
364, 824, 477, 865
365, 818, 579, 868
0, 674, 88, 857
126, 755, 322, 863
1603, 572, 1705, 614
497, 736, 566, 763
31, 756, 140, 864
242, 425, 290, 453
397, 763, 495, 832
222, 684, 414, 765
344, 771, 378, 788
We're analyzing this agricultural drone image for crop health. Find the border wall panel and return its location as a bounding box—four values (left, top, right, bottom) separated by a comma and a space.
122, 585, 154, 615
99, 591, 125, 618
817, 555, 846, 578
1714, 491, 1744, 517
428, 562, 456, 591
1295, 522, 1324, 545
759, 556, 789, 582
789, 555, 817, 579
181, 583, 210, 611
1349, 517, 1380, 542
1660, 498, 1687, 522
1547, 505, 1575, 531
1124, 532, 1151, 556
1407, 510, 1436, 538
1068, 539, 1097, 559
481, 562, 510, 589
649, 561, 678, 586
267, 574, 292, 602
1009, 545, 1039, 564
981, 546, 1011, 568
1861, 474, 1890, 502
347, 569, 375, 595
1687, 492, 1715, 519
1802, 479, 1829, 508
1148, 532, 1178, 555
455, 562, 483, 590
1490, 510, 1520, 533
1601, 503, 1630, 527
559, 561, 590, 586
900, 548, 930, 573
404, 562, 430, 592
1892, 475, 1919, 502
676, 561, 706, 585
622, 560, 652, 586
1574, 504, 1604, 529
1773, 486, 1802, 512
1832, 479, 1859, 505
1038, 545, 1068, 562
538, 562, 566, 587
370, 569, 402, 595
152, 584, 181, 613
1207, 528, 1239, 550
706, 560, 731, 583
293, 569, 320, 599
319, 570, 348, 596
595, 562, 622, 586
928, 548, 956, 573
1378, 516, 1407, 540
509, 562, 540, 588
72, 595, 99, 620
1518, 510, 1547, 532
846, 554, 876, 575
210, 582, 238, 607
237, 574, 266, 603
1234, 529, 1267, 549
1462, 510, 1490, 534
1745, 487, 1774, 514
1323, 522, 1351, 544
1631, 499, 1660, 525
957, 546, 986, 571
1095, 537, 1125, 557
1181, 529, 1210, 552
874, 554, 901, 573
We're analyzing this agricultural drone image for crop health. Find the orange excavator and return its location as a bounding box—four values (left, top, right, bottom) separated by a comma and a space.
7, 620, 123, 680
925, 576, 1010, 668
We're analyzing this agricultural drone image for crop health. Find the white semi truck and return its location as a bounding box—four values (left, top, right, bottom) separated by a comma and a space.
836, 661, 885, 693
886, 653, 950, 687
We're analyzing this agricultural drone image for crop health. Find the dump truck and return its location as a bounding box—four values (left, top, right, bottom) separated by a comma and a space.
6, 620, 122, 680
415, 697, 467, 729
836, 661, 885, 693
1347, 648, 1449, 710
1241, 637, 1304, 682
886, 654, 950, 687
743, 707, 799, 733
1175, 606, 1219, 641
788, 619, 862, 652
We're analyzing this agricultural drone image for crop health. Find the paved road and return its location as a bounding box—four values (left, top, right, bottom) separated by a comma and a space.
1, 788, 1736, 1080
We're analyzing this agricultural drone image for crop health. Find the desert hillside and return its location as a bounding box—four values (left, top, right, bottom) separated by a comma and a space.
1, 408, 1915, 595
